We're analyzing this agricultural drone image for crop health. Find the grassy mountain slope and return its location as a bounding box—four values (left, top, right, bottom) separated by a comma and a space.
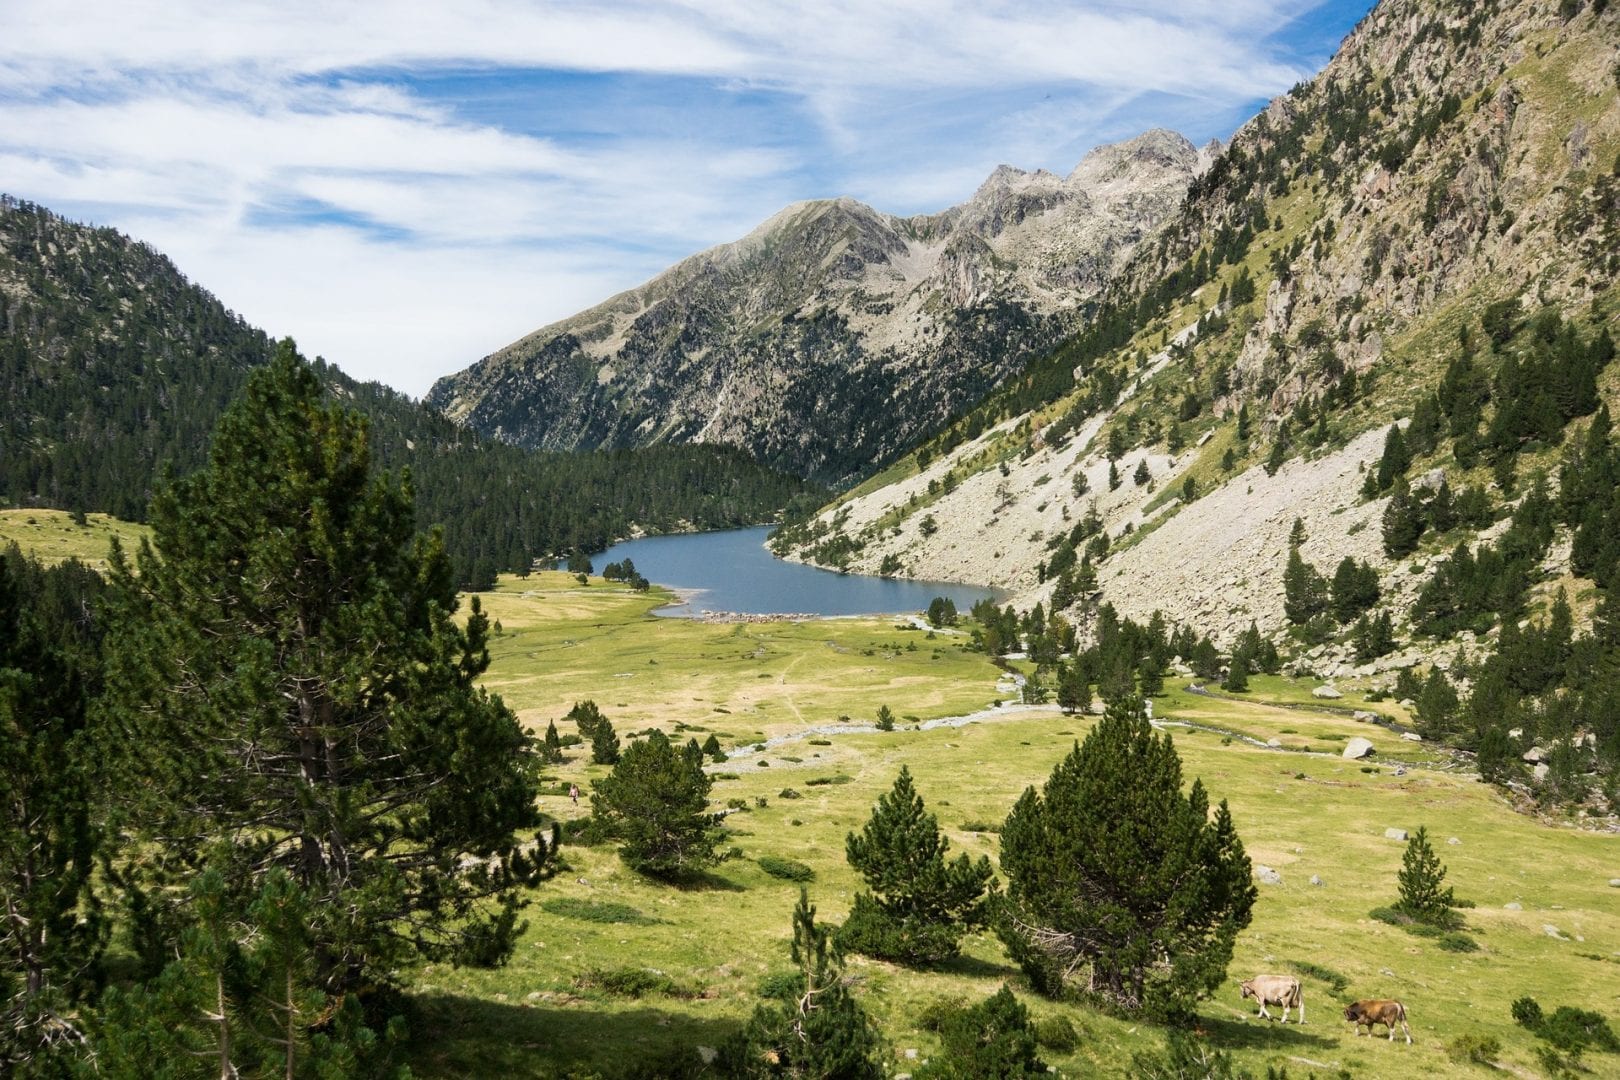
428, 132, 1211, 484
0, 197, 817, 582
780, 0, 1620, 640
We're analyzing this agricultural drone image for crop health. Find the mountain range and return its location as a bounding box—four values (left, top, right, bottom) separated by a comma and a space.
428, 130, 1213, 483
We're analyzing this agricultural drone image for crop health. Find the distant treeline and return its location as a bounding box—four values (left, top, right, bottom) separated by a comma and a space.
0, 197, 818, 586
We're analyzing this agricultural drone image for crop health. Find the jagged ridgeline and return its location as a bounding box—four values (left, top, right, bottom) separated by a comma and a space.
0, 198, 818, 582
775, 0, 1620, 807
428, 131, 1213, 484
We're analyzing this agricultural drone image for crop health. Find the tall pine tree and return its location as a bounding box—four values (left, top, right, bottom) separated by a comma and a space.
839, 767, 993, 966
97, 340, 554, 995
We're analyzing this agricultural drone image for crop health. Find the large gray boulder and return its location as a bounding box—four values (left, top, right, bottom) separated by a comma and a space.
1343, 737, 1375, 759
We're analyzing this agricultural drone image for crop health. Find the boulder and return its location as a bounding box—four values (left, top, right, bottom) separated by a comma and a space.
1343, 737, 1376, 759
1255, 865, 1283, 885
1401, 732, 1423, 742
1353, 710, 1378, 722
1505, 902, 1522, 911
1544, 924, 1566, 940
1609, 879, 1620, 888
1523, 746, 1546, 764
1266, 738, 1283, 748
697, 1047, 719, 1066
1533, 763, 1550, 782
1309, 875, 1325, 886
1312, 685, 1343, 699
1399, 698, 1416, 709
1384, 827, 1409, 841
1447, 837, 1461, 845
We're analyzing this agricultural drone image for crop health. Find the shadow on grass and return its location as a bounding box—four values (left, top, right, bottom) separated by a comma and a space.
1200, 1012, 1342, 1052
664, 869, 747, 893
931, 951, 1023, 980
408, 991, 742, 1079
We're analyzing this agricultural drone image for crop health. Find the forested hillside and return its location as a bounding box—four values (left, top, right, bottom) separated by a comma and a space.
778, 0, 1620, 811
0, 197, 816, 583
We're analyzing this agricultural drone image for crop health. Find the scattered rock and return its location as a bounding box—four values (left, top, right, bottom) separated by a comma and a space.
1353, 710, 1378, 722
1544, 924, 1567, 940
1609, 879, 1620, 888
1312, 685, 1343, 699
1508, 727, 1523, 740
1446, 837, 1460, 845
1398, 698, 1416, 710
697, 1047, 718, 1065
1505, 902, 1522, 911
1343, 737, 1375, 759
1384, 827, 1409, 841
904, 1049, 918, 1061
1401, 732, 1423, 742
1523, 746, 1546, 764
1310, 875, 1324, 886
1256, 865, 1283, 885
1533, 763, 1550, 782
1266, 737, 1282, 747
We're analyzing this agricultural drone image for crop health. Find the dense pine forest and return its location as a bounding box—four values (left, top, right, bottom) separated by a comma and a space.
0, 197, 818, 585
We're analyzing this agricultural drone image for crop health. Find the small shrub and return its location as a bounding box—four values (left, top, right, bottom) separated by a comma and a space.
540, 898, 657, 925
575, 966, 680, 998
754, 796, 768, 809
712, 772, 741, 780
1447, 1033, 1501, 1065
1512, 996, 1544, 1029
1035, 1015, 1080, 1052
778, 755, 803, 764
779, 788, 802, 799
805, 775, 854, 786
916, 997, 963, 1032
959, 821, 1002, 833
757, 971, 803, 1001
758, 855, 815, 882
808, 738, 832, 746
1438, 931, 1479, 952
726, 797, 749, 811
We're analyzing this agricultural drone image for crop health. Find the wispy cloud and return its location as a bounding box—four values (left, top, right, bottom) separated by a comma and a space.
1, 1, 1369, 395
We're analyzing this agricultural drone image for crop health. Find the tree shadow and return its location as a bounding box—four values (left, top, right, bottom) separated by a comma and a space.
931, 952, 1022, 981
408, 991, 741, 1078
1200, 1011, 1342, 1052
663, 868, 747, 893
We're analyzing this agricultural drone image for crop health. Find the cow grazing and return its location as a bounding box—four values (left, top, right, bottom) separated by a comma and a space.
1239, 975, 1304, 1023
1344, 999, 1412, 1043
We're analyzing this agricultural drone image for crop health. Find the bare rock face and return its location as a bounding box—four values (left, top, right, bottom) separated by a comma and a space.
428, 131, 1210, 483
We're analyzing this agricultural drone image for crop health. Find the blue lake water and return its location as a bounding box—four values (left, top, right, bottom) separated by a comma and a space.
586, 526, 1005, 618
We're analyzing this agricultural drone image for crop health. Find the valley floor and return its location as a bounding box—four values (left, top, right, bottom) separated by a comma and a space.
414, 573, 1620, 1079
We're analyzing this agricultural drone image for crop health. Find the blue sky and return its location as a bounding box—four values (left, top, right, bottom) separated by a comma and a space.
1, 1, 1375, 396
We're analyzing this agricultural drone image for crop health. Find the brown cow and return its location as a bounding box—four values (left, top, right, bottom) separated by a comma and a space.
1344, 999, 1411, 1043
1239, 975, 1304, 1023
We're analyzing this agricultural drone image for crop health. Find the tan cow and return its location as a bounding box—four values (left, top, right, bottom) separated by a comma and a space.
1344, 999, 1412, 1043
1239, 975, 1304, 1023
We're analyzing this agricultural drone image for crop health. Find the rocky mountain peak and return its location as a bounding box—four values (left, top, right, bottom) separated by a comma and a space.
430, 130, 1204, 482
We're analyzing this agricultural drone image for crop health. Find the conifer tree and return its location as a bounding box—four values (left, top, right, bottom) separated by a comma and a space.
1414, 667, 1460, 741
839, 768, 993, 966
1133, 459, 1151, 486
997, 696, 1255, 1020
1283, 547, 1328, 625
1056, 662, 1091, 715
702, 733, 725, 761
915, 986, 1047, 1079
1394, 826, 1457, 926
590, 730, 721, 879
541, 720, 565, 763
0, 549, 107, 1071
875, 704, 896, 732
1382, 479, 1426, 557
567, 701, 620, 765
97, 341, 552, 996
1222, 648, 1250, 693
723, 890, 884, 1078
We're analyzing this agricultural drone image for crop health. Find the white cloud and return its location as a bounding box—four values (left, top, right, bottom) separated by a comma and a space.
1, 1, 1354, 395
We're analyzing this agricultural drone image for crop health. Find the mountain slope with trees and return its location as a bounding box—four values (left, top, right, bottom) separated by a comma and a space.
0, 197, 816, 585
777, 0, 1620, 809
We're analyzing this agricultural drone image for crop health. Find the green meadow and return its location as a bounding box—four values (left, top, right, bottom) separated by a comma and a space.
0, 508, 149, 569
408, 574, 1620, 1079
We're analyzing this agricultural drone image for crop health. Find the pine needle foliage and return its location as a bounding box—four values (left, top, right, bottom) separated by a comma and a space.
590, 730, 723, 880
721, 889, 884, 1079
997, 696, 1256, 1021
839, 767, 993, 966
1395, 826, 1458, 926
97, 340, 555, 995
